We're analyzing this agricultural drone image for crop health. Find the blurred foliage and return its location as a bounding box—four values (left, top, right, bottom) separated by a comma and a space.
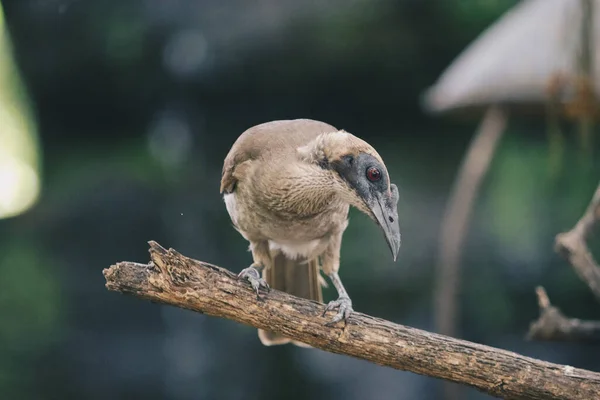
485, 133, 551, 263
0, 1, 599, 399
0, 240, 61, 397
443, 0, 520, 26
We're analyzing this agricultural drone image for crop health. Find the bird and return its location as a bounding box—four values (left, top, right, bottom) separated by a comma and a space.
220, 119, 400, 346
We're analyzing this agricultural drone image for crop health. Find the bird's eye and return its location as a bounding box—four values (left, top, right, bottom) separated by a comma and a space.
366, 166, 382, 182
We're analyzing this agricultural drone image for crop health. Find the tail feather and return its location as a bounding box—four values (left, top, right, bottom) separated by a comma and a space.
257, 251, 322, 347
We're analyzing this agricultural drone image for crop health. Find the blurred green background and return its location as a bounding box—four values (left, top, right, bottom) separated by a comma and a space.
0, 0, 598, 399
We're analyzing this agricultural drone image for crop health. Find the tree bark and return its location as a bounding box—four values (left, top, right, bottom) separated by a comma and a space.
103, 241, 600, 400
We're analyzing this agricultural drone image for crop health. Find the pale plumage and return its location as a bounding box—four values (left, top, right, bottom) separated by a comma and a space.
221, 118, 400, 346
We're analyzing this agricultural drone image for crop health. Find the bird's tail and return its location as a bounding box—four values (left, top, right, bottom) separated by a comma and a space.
258, 251, 323, 347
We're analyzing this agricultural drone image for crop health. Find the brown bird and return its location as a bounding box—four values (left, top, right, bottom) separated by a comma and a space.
220, 119, 400, 346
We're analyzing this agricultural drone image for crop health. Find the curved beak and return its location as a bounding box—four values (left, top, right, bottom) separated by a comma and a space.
369, 183, 401, 261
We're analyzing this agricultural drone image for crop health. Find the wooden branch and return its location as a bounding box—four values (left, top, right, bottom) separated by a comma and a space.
554, 181, 600, 302
103, 242, 600, 400
527, 287, 600, 343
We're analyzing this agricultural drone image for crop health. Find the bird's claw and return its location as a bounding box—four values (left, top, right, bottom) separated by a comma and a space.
322, 296, 353, 326
238, 266, 270, 300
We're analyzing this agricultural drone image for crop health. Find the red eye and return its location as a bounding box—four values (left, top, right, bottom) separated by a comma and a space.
366, 166, 382, 182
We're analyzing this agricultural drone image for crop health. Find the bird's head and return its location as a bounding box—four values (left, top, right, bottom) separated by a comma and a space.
298, 130, 401, 261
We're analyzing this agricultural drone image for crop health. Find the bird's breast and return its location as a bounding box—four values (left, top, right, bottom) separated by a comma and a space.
268, 239, 323, 260
223, 193, 239, 226
223, 190, 349, 249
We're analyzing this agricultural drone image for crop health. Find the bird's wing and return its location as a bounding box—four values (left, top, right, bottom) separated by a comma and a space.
220, 119, 337, 193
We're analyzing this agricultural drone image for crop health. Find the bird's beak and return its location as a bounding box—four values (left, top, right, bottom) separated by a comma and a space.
369, 183, 401, 261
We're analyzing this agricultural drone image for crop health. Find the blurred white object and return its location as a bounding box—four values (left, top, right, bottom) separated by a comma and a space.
0, 3, 41, 219
424, 0, 600, 113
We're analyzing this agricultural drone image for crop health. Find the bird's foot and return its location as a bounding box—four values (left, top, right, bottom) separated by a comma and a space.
322, 296, 353, 326
238, 264, 270, 300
